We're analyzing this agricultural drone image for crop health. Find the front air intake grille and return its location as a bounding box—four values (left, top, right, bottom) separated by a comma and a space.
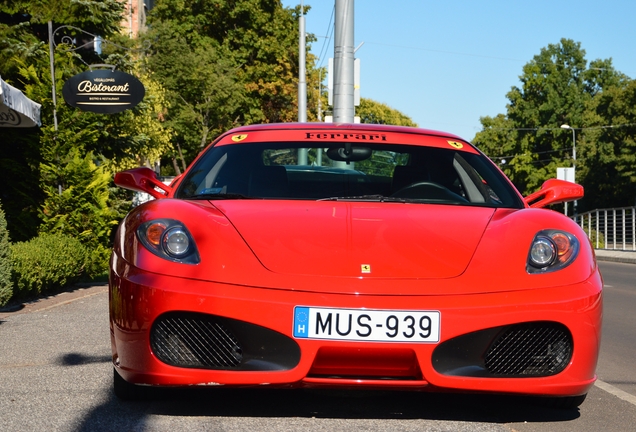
484, 322, 572, 376
151, 313, 242, 369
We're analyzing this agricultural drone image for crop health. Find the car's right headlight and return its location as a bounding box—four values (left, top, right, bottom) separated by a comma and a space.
527, 230, 579, 274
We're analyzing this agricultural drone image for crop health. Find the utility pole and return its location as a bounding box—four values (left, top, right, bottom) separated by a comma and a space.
317, 71, 323, 122
333, 0, 355, 123
298, 1, 307, 123
297, 1, 308, 164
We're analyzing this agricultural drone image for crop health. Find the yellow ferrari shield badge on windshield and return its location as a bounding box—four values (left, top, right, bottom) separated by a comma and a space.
232, 134, 248, 142
447, 140, 463, 149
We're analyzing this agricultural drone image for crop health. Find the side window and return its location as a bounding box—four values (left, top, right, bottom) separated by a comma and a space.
453, 153, 512, 205
453, 156, 488, 203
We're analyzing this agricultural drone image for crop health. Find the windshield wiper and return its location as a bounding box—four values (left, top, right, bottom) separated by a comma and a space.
317, 194, 411, 203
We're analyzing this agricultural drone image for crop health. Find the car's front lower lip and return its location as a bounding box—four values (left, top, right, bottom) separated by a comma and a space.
109, 262, 602, 397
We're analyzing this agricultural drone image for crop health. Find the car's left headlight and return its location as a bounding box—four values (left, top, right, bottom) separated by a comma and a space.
137, 219, 200, 264
527, 230, 579, 273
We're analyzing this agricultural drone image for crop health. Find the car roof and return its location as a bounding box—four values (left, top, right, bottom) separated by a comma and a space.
216, 122, 464, 139
211, 122, 477, 154
225, 121, 459, 133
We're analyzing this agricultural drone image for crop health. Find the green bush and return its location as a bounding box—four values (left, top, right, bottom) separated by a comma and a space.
583, 228, 605, 249
10, 233, 91, 298
39, 150, 120, 273
84, 244, 111, 280
0, 202, 12, 307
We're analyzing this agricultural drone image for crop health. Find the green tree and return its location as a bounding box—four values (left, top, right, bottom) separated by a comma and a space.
475, 39, 589, 193
142, 22, 244, 171
38, 148, 118, 275
144, 0, 320, 171
1, 0, 173, 257
0, 127, 43, 241
0, 0, 129, 242
356, 98, 418, 127
473, 38, 629, 211
581, 79, 636, 208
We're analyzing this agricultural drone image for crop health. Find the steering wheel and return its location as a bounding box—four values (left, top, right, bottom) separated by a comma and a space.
391, 181, 468, 203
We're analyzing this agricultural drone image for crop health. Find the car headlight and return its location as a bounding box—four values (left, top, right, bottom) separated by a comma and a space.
137, 219, 200, 264
527, 230, 579, 273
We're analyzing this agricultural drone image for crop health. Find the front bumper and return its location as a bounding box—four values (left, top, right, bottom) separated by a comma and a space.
109, 262, 602, 397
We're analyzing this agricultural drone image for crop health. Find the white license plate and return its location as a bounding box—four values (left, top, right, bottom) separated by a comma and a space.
293, 306, 440, 343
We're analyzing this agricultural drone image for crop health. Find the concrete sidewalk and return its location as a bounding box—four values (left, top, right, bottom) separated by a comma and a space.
595, 248, 636, 264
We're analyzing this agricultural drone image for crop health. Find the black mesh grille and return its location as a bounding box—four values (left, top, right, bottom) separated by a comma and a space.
151, 313, 242, 369
484, 322, 572, 376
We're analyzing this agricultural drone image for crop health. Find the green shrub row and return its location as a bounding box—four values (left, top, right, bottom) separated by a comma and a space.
582, 227, 605, 249
0, 197, 112, 308
9, 233, 92, 300
0, 205, 12, 307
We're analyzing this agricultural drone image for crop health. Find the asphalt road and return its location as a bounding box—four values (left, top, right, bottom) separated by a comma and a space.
0, 260, 634, 431
596, 261, 636, 397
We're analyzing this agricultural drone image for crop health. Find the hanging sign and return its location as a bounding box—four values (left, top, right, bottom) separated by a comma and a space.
62, 69, 145, 114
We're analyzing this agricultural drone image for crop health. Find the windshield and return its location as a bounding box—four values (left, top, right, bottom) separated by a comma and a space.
175, 141, 523, 208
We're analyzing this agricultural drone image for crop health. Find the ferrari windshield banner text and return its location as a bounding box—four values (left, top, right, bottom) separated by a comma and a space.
305, 132, 387, 141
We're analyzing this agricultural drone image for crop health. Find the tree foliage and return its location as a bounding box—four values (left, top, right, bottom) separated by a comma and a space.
1, 0, 173, 257
473, 38, 635, 211
38, 148, 118, 274
581, 79, 636, 208
143, 0, 321, 172
357, 98, 418, 127
0, 201, 12, 307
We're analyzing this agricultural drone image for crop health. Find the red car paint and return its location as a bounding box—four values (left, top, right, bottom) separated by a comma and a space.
110, 123, 600, 406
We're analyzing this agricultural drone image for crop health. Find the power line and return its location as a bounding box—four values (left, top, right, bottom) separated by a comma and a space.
315, 5, 335, 69
482, 123, 636, 133
364, 41, 524, 63
484, 123, 636, 160
361, 41, 634, 76
492, 147, 574, 160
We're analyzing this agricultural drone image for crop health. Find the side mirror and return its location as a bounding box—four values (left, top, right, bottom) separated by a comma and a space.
114, 167, 172, 200
523, 179, 583, 208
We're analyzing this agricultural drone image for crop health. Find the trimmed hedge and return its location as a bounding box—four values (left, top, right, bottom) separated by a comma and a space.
583, 228, 605, 249
10, 233, 91, 298
0, 203, 12, 307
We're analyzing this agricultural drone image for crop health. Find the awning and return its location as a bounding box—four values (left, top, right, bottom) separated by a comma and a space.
0, 76, 41, 128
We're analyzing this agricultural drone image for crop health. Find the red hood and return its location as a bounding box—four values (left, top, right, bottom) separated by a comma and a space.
213, 201, 495, 279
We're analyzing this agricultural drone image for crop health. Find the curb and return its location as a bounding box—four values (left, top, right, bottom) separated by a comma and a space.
595, 250, 636, 265
596, 255, 636, 265
0, 283, 107, 317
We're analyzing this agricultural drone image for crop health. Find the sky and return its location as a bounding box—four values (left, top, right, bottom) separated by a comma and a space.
281, 0, 636, 141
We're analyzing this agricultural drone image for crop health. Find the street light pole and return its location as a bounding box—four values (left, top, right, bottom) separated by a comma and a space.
560, 124, 577, 215
561, 124, 576, 166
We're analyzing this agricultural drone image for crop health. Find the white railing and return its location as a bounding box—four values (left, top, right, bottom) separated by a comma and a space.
573, 207, 636, 251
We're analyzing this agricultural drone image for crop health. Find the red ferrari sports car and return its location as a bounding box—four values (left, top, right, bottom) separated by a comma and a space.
110, 123, 602, 407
